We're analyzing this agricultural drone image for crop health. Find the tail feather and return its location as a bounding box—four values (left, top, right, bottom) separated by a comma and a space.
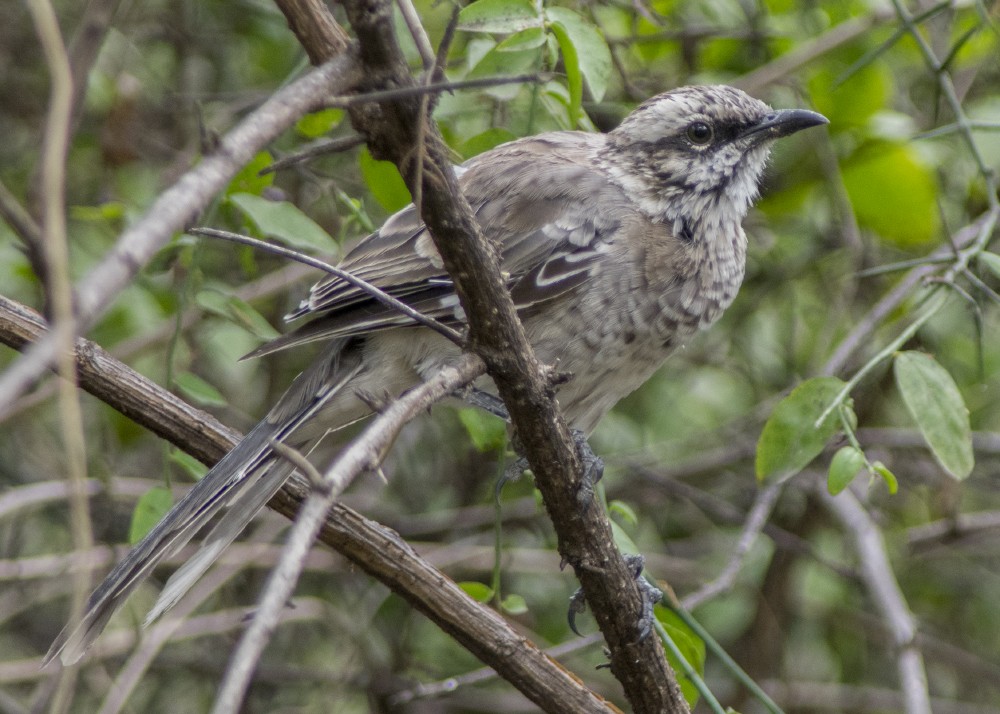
47, 339, 359, 665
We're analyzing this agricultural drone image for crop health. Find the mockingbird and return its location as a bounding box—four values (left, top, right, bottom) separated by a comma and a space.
48, 84, 827, 663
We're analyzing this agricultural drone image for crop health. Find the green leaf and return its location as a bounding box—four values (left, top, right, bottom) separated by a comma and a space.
175, 371, 227, 408
655, 605, 706, 707
169, 449, 208, 481
228, 192, 337, 252
840, 143, 938, 248
457, 407, 507, 453
894, 351, 973, 480
129, 486, 173, 544
828, 445, 865, 495
756, 377, 847, 482
295, 108, 344, 138
458, 581, 494, 603
501, 593, 528, 615
460, 128, 519, 159
496, 26, 547, 52
226, 152, 274, 196
545, 7, 612, 103
457, 0, 541, 34
358, 148, 412, 214
872, 461, 899, 494
609, 519, 640, 556
466, 45, 542, 101
608, 499, 638, 528
224, 295, 280, 340
546, 20, 582, 125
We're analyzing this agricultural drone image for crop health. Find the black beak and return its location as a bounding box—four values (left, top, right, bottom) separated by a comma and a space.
741, 108, 829, 142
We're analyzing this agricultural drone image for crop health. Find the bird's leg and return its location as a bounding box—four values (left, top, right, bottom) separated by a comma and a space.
456, 386, 510, 421
567, 554, 663, 641
571, 429, 604, 507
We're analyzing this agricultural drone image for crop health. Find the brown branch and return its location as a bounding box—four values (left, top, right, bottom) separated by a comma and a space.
273, 0, 685, 710
0, 293, 614, 713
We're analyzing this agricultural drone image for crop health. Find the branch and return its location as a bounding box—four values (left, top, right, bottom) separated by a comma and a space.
818, 483, 932, 714
0, 55, 361, 418
0, 293, 613, 713
306, 0, 684, 709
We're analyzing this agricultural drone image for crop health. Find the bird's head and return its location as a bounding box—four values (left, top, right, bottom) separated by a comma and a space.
606, 85, 827, 228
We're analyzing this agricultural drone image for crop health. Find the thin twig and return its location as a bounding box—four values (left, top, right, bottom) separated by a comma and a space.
259, 134, 366, 174
210, 355, 484, 714
395, 0, 436, 69
26, 2, 92, 712
190, 227, 464, 345
819, 483, 931, 714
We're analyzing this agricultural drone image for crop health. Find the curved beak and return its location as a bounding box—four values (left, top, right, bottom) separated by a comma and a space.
742, 108, 829, 142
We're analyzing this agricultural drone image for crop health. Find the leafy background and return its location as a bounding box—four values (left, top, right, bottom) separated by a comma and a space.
1, 0, 999, 711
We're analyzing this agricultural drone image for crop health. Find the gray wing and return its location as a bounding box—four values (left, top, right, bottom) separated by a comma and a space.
246, 132, 624, 358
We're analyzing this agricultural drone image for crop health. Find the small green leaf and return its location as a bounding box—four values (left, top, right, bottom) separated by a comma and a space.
496, 26, 547, 52
295, 108, 344, 138
358, 149, 412, 214
872, 461, 899, 494
501, 593, 528, 615
460, 128, 519, 159
224, 295, 280, 340
169, 449, 208, 481
546, 20, 582, 125
755, 377, 847, 482
609, 519, 640, 557
466, 45, 542, 101
894, 351, 973, 480
175, 371, 227, 408
458, 581, 494, 603
226, 152, 274, 196
655, 606, 706, 708
129, 487, 173, 544
228, 192, 337, 252
545, 7, 612, 103
69, 201, 126, 224
608, 500, 638, 528
828, 445, 865, 495
457, 0, 541, 34
457, 407, 507, 453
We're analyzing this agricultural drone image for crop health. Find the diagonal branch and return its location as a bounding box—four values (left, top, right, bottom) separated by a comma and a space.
275, 0, 686, 709
0, 293, 614, 713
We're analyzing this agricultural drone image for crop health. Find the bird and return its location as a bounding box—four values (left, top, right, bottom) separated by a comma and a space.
47, 85, 827, 664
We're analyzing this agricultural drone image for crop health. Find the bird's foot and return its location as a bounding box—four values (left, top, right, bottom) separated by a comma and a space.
566, 554, 662, 642
456, 387, 510, 422
572, 429, 604, 507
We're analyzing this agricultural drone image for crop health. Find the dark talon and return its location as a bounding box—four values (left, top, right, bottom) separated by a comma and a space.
457, 387, 510, 422
496, 455, 529, 502
567, 587, 588, 636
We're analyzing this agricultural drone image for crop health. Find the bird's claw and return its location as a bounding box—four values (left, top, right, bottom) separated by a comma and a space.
567, 586, 588, 636
566, 555, 663, 642
496, 455, 529, 502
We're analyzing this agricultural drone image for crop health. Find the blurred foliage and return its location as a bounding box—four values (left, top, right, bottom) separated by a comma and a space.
1, 0, 1000, 712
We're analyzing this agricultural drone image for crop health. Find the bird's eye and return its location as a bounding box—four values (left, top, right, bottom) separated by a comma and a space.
686, 122, 713, 145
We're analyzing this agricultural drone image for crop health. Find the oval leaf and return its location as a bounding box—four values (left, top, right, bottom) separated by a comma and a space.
828, 445, 865, 495
358, 148, 412, 214
175, 371, 227, 408
457, 0, 541, 34
545, 7, 612, 103
654, 606, 706, 708
129, 486, 173, 544
458, 581, 494, 603
228, 192, 337, 253
756, 377, 847, 482
894, 351, 973, 480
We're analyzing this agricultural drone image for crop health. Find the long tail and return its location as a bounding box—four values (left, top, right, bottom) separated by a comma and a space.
47, 339, 361, 665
